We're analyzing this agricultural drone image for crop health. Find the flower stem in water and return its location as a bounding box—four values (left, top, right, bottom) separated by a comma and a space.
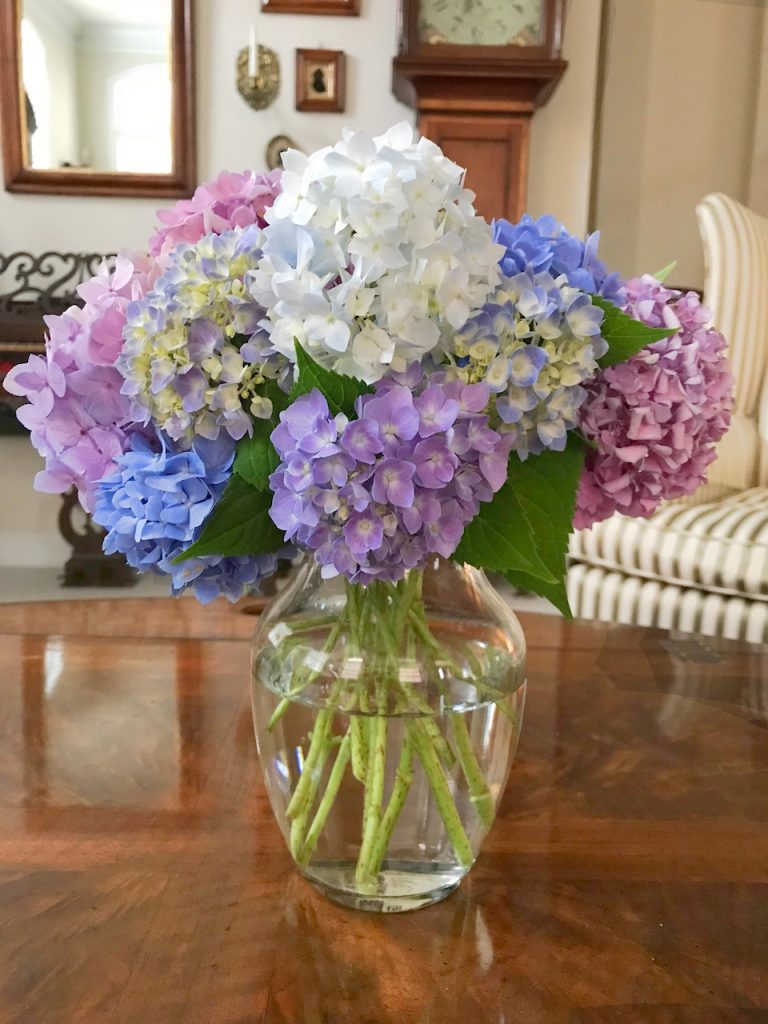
407, 718, 474, 870
355, 680, 388, 884
298, 730, 352, 867
450, 712, 494, 827
368, 727, 414, 876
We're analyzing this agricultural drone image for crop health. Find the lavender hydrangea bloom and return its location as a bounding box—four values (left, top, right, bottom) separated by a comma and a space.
149, 168, 282, 257
269, 377, 512, 584
3, 254, 157, 513
93, 432, 283, 602
493, 214, 626, 306
450, 270, 608, 459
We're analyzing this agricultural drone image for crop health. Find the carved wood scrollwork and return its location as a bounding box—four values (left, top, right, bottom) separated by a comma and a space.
0, 250, 115, 323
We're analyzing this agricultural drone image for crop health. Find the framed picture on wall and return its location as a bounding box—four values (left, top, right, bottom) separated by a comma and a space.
261, 0, 359, 14
295, 49, 346, 113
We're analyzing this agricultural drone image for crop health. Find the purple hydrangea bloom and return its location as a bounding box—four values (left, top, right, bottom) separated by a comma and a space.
575, 276, 733, 529
493, 214, 626, 306
93, 431, 284, 602
269, 377, 513, 584
372, 459, 416, 507
414, 385, 460, 436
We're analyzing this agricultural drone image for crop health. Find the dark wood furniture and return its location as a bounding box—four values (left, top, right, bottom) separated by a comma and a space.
261, 0, 359, 15
0, 0, 196, 199
1, 600, 766, 1022
393, 0, 567, 222
0, 250, 114, 436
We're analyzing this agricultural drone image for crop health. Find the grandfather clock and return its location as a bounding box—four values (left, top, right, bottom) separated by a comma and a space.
393, 0, 567, 221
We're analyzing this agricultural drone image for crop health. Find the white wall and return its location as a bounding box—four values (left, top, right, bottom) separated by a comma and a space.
594, 0, 764, 288
528, 0, 603, 236
0, 0, 603, 568
749, 12, 768, 214
0, 439, 69, 567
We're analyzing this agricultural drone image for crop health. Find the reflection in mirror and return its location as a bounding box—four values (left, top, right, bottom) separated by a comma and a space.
19, 0, 172, 174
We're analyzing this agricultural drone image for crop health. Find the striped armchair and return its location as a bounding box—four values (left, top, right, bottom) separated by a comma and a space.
568, 193, 768, 643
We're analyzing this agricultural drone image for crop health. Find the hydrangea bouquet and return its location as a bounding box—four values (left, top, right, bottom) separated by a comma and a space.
8, 124, 732, 907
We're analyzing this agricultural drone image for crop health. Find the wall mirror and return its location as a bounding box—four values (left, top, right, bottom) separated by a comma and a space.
0, 0, 195, 198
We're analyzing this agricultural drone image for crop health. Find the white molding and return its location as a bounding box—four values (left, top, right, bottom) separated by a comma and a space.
78, 23, 169, 56
22, 0, 80, 41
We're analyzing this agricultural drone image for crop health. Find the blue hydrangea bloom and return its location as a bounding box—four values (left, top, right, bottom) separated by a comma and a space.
493, 215, 626, 306
451, 270, 608, 459
93, 431, 284, 602
119, 226, 291, 445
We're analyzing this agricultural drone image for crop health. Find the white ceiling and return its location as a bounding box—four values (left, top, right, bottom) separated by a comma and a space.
56, 0, 171, 28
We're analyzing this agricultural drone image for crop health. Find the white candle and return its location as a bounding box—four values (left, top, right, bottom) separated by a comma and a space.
248, 23, 259, 78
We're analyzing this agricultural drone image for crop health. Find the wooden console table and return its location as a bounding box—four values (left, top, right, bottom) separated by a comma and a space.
0, 600, 766, 1022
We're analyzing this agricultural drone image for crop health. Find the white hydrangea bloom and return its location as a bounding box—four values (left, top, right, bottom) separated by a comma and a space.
250, 123, 504, 383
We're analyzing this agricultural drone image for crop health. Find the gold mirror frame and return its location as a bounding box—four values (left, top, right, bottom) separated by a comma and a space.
0, 0, 196, 199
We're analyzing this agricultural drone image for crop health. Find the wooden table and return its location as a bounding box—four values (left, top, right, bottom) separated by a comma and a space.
1, 600, 767, 1023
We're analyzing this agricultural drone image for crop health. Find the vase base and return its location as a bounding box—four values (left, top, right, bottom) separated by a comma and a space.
301, 860, 463, 913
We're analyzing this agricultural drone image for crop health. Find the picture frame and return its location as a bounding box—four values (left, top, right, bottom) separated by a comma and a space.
261, 0, 359, 15
295, 49, 346, 113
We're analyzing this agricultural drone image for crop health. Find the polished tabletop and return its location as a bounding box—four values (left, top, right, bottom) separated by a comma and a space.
1, 598, 766, 1023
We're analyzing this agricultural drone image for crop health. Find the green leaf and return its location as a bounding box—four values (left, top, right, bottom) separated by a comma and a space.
174, 475, 284, 562
652, 260, 677, 283
592, 295, 677, 368
500, 569, 573, 618
455, 438, 585, 598
455, 488, 556, 584
505, 438, 585, 585
233, 382, 291, 492
291, 341, 372, 418
233, 420, 281, 492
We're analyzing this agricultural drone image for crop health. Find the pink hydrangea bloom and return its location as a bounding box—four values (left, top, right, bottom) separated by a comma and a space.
4, 253, 158, 513
574, 275, 733, 530
149, 169, 282, 256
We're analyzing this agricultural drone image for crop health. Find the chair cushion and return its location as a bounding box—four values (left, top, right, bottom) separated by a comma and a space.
567, 563, 768, 644
570, 488, 768, 602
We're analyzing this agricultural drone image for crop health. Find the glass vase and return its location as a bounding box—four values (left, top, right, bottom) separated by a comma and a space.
251, 556, 526, 913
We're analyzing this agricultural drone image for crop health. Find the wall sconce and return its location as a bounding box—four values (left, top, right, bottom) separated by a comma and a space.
236, 44, 280, 111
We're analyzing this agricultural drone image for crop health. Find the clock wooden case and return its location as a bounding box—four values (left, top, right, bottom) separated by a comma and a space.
393, 0, 567, 222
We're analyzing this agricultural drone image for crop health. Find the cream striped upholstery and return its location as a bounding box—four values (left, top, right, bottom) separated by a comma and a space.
568, 564, 768, 644
697, 193, 768, 490
570, 487, 768, 598
568, 194, 768, 642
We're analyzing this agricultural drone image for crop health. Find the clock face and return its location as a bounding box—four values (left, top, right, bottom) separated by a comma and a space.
418, 0, 546, 47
